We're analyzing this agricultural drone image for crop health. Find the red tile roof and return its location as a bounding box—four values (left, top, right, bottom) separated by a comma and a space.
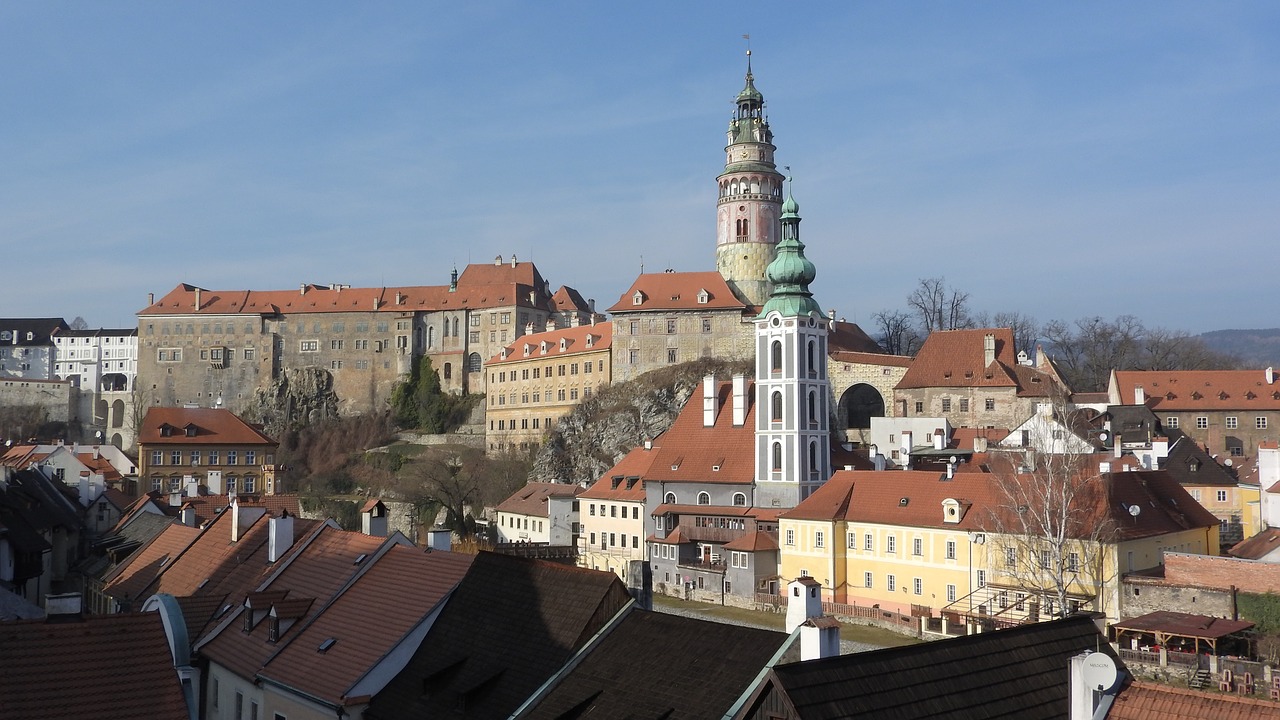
830, 350, 913, 367
607, 272, 747, 313
486, 322, 612, 365
139, 407, 276, 446
1108, 680, 1280, 719
1113, 369, 1280, 410
101, 522, 202, 604
0, 613, 189, 720
581, 446, 662, 502
550, 285, 591, 313
897, 328, 1019, 390
723, 530, 779, 552
642, 381, 756, 485
828, 321, 885, 355
495, 482, 585, 518
1228, 528, 1280, 559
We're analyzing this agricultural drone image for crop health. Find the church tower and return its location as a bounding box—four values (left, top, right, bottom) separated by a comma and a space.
716, 51, 785, 308
754, 186, 831, 508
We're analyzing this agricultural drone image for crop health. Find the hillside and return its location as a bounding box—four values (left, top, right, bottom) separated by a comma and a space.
531, 358, 753, 484
1199, 328, 1280, 368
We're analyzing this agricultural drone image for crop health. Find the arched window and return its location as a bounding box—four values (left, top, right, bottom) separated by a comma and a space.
452, 318, 460, 336
808, 390, 817, 424
427, 326, 436, 348
443, 362, 452, 380
770, 340, 782, 374
736, 218, 750, 241
697, 492, 710, 505
809, 442, 818, 474
772, 442, 783, 471
771, 391, 783, 423
807, 340, 816, 375
664, 492, 677, 505
467, 353, 482, 372
733, 492, 746, 507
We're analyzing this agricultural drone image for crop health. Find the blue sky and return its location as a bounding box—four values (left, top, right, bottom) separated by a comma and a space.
2, 2, 1277, 334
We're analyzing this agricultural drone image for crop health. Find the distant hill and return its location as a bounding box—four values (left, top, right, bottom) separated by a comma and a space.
1199, 328, 1280, 368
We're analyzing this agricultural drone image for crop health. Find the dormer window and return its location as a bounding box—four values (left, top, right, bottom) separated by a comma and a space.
585, 335, 595, 347
560, 338, 568, 351
185, 425, 197, 437
523, 344, 532, 357
632, 291, 644, 306
160, 424, 173, 437
697, 289, 710, 304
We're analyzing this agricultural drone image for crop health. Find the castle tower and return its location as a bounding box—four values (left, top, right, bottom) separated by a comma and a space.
716, 51, 785, 308
754, 187, 831, 508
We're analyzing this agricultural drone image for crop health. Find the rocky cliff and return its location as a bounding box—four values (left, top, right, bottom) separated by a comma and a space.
530, 358, 752, 484
245, 367, 341, 437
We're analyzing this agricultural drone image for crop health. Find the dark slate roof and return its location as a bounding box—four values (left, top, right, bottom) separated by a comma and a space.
750, 615, 1118, 720
365, 551, 631, 720
0, 318, 68, 346
523, 611, 790, 720
0, 613, 189, 720
1159, 430, 1239, 487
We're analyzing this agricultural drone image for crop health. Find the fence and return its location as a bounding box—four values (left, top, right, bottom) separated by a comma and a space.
750, 593, 918, 631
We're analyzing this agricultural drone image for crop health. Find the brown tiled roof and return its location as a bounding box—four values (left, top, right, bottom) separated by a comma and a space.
521, 610, 790, 720
580, 446, 662, 501
607, 271, 747, 312
138, 407, 276, 446
495, 482, 585, 517
0, 613, 189, 720
174, 592, 230, 642
1113, 611, 1253, 639
550, 285, 591, 313
74, 453, 123, 482
364, 552, 631, 720
951, 427, 1011, 450
168, 493, 302, 527
652, 503, 766, 518
257, 545, 475, 706
1231, 528, 1280, 560
642, 381, 756, 485
1108, 680, 1280, 719
897, 328, 1019, 389
100, 486, 133, 511
455, 259, 545, 289
486, 322, 612, 365
782, 468, 1219, 541
828, 320, 885, 354
723, 530, 779, 552
1114, 369, 1280, 410
101, 522, 201, 604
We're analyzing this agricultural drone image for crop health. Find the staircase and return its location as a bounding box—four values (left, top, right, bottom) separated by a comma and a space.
1188, 669, 1212, 690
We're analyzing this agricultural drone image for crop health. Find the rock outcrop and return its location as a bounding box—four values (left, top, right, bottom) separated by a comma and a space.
531, 358, 752, 484
245, 367, 341, 437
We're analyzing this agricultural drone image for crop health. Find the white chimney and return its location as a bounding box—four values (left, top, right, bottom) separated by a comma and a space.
983, 333, 996, 367
207, 469, 223, 495
510, 254, 517, 268
1114, 434, 1123, 459
974, 436, 988, 453
300, 283, 306, 296
194, 287, 202, 311
180, 504, 196, 527
186, 479, 199, 497
1268, 367, 1275, 385
799, 617, 841, 661
268, 511, 295, 563
1134, 385, 1145, 404
785, 577, 824, 634
169, 491, 183, 508
732, 374, 747, 427
230, 495, 242, 542
92, 446, 100, 460
702, 375, 716, 427
1152, 436, 1169, 466
934, 431, 944, 451
643, 439, 653, 451
361, 500, 388, 537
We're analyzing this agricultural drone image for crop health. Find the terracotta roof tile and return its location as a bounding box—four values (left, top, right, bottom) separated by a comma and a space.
580, 446, 662, 501
607, 272, 747, 313
830, 350, 913, 367
1108, 680, 1280, 719
828, 320, 885, 354
101, 522, 201, 604
486, 322, 612, 365
1114, 369, 1280, 410
643, 381, 756, 485
495, 482, 585, 517
897, 328, 1020, 389
138, 407, 276, 446
0, 613, 189, 720
723, 530, 779, 552
550, 285, 591, 313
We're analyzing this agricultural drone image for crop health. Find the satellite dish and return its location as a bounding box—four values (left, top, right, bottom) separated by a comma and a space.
1099, 432, 1109, 442
1129, 505, 1141, 517
1082, 652, 1119, 692
1225, 458, 1234, 467
949, 455, 958, 464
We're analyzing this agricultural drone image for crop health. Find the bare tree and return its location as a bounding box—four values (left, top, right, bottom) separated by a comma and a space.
400, 446, 516, 539
973, 311, 1040, 354
69, 316, 90, 331
1140, 327, 1239, 371
982, 392, 1116, 620
1043, 315, 1239, 392
872, 309, 922, 356
908, 277, 972, 334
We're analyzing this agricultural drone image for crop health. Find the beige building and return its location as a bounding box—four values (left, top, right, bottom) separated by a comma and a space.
578, 444, 657, 579
136, 257, 595, 417
137, 406, 279, 497
483, 323, 612, 452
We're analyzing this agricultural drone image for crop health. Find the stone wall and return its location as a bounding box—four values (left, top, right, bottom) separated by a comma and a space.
1164, 552, 1280, 594
0, 377, 72, 422
1120, 578, 1234, 619
829, 359, 907, 440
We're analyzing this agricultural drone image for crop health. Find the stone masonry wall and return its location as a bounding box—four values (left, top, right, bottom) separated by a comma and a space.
1164, 552, 1280, 595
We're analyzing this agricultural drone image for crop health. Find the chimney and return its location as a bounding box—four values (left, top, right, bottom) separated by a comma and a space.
361, 500, 388, 537
180, 503, 196, 527
785, 577, 823, 633
546, 318, 556, 332
1152, 436, 1169, 466
983, 333, 996, 367
300, 283, 306, 296
45, 593, 84, 623
427, 527, 452, 552
92, 445, 100, 460
1134, 385, 1145, 405
1114, 433, 1122, 458
207, 469, 223, 495
148, 292, 154, 305
186, 478, 199, 497
78, 471, 91, 507
588, 298, 596, 313
525, 322, 535, 335
732, 374, 747, 427
194, 287, 201, 311
230, 495, 242, 542
395, 291, 404, 305
268, 510, 295, 563
169, 491, 183, 508
1268, 367, 1275, 385
702, 375, 716, 427
933, 430, 944, 451
643, 439, 653, 451
827, 309, 836, 320
974, 436, 988, 453
946, 460, 955, 479
626, 560, 653, 611
510, 254, 517, 268
494, 255, 502, 265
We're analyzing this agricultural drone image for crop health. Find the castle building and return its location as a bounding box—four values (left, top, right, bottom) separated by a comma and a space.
52, 327, 139, 448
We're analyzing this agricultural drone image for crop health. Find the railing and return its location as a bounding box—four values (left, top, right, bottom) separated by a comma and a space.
1119, 648, 1162, 666
1167, 650, 1199, 669
753, 593, 920, 630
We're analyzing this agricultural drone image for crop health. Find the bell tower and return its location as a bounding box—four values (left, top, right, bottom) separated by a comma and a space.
716, 51, 785, 308
754, 185, 831, 509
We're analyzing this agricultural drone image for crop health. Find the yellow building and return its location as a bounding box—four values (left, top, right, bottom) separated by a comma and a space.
483, 322, 611, 452
577, 444, 658, 580
779, 468, 1219, 624
137, 406, 279, 497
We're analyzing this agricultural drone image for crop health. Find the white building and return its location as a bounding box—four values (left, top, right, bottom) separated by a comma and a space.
53, 328, 139, 448
494, 482, 583, 545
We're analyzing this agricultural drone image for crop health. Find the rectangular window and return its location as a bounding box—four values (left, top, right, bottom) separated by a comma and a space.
666, 319, 677, 334
912, 538, 922, 556
985, 398, 995, 411
1005, 547, 1017, 569
941, 398, 952, 412
887, 575, 896, 592
190, 450, 200, 466
245, 450, 256, 465
702, 318, 712, 333
947, 584, 956, 602
207, 450, 219, 465
1258, 417, 1269, 429
226, 451, 238, 466
977, 569, 986, 587
785, 529, 795, 546
1196, 416, 1208, 429
152, 450, 163, 465
1040, 550, 1052, 569
666, 348, 677, 364
946, 541, 956, 560
1067, 553, 1079, 573
590, 532, 596, 545
1167, 416, 1179, 428
847, 532, 856, 549
244, 348, 256, 360
1226, 416, 1238, 429
300, 340, 319, 352
914, 401, 923, 414
913, 578, 923, 595
864, 572, 873, 588
887, 536, 896, 554
864, 533, 873, 551
329, 339, 344, 350
589, 504, 595, 516
610, 505, 617, 518
959, 398, 969, 412
170, 450, 182, 465
1217, 490, 1228, 502
815, 531, 825, 548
